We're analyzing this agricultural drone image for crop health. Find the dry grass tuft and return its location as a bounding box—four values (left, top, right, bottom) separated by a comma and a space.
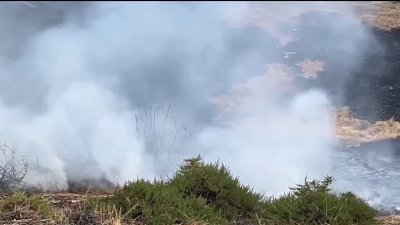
296, 59, 325, 79
182, 219, 209, 225
335, 107, 400, 147
0, 192, 131, 225
377, 215, 400, 225
356, 1, 400, 31
0, 192, 67, 225
90, 204, 134, 225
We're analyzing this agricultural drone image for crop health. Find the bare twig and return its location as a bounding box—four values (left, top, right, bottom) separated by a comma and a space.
135, 105, 188, 158
0, 142, 29, 193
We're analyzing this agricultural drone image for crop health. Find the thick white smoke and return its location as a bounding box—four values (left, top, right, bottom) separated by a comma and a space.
198, 64, 337, 196
0, 1, 255, 189
0, 1, 385, 202
0, 82, 155, 190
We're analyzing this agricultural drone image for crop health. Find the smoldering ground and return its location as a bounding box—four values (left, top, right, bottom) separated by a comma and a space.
0, 1, 398, 211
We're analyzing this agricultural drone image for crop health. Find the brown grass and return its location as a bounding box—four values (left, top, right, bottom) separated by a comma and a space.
0, 193, 67, 225
42, 192, 107, 224
89, 204, 133, 225
355, 1, 400, 31
377, 215, 400, 225
335, 107, 400, 147
0, 192, 135, 225
296, 59, 325, 79
228, 1, 400, 47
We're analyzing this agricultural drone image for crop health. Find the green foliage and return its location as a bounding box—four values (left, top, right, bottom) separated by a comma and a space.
103, 179, 227, 225
263, 176, 379, 225
101, 156, 380, 225
170, 155, 264, 221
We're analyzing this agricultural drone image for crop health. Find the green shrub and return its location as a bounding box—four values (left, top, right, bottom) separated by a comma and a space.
100, 156, 380, 225
169, 155, 264, 221
103, 179, 227, 225
263, 176, 379, 225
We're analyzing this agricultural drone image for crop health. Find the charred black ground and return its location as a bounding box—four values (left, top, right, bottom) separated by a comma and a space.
282, 12, 400, 123
280, 13, 400, 214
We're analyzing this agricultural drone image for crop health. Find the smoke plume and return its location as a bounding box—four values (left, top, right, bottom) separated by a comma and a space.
0, 1, 393, 209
